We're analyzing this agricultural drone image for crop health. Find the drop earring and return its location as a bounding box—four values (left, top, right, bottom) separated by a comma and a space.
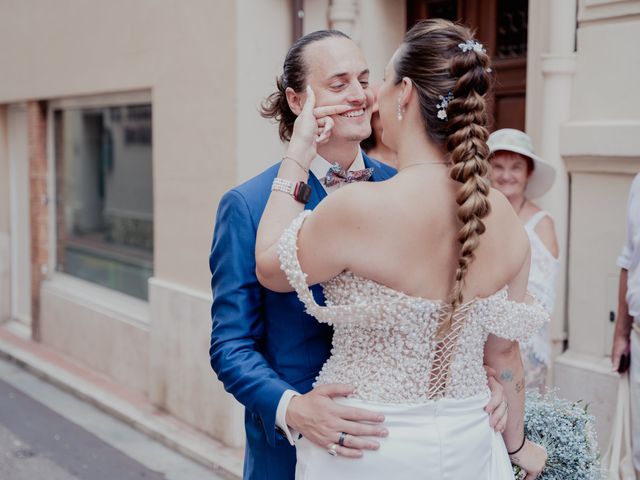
397, 101, 404, 121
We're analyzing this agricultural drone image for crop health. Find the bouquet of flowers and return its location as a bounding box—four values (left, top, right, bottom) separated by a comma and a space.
513, 390, 601, 480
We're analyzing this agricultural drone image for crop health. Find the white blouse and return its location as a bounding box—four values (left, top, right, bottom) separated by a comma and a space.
524, 210, 560, 313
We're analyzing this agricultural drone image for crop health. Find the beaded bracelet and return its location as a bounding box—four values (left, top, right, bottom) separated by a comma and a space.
507, 436, 526, 456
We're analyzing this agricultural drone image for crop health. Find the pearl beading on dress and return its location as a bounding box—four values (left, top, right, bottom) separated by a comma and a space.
278, 211, 548, 403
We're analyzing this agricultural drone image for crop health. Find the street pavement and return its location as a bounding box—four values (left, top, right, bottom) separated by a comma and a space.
0, 357, 227, 480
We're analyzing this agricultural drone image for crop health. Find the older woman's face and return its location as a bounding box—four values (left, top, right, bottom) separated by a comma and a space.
489, 151, 531, 199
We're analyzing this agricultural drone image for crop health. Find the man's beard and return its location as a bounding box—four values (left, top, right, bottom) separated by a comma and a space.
343, 126, 372, 143
345, 134, 369, 142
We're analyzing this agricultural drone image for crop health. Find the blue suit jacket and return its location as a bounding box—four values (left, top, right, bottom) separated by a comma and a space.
209, 152, 396, 480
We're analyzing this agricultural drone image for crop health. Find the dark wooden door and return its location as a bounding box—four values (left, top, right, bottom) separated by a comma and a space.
406, 0, 528, 131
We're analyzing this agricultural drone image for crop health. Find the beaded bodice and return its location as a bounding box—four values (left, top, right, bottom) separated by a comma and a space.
278, 211, 548, 404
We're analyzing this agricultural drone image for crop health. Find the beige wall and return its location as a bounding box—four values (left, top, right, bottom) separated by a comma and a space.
236, 0, 291, 181
148, 278, 244, 447
0, 0, 237, 293
0, 107, 9, 324
0, 0, 245, 446
568, 172, 633, 357
41, 276, 151, 393
572, 1, 640, 122
0, 108, 7, 237
564, 0, 640, 360
555, 0, 640, 446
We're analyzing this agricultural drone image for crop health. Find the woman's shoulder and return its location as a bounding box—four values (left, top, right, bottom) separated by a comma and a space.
310, 180, 382, 230
529, 212, 560, 259
488, 188, 523, 228
487, 188, 530, 258
522, 201, 552, 223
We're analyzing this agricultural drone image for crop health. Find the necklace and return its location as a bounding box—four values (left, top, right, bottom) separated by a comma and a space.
516, 197, 527, 214
398, 161, 448, 171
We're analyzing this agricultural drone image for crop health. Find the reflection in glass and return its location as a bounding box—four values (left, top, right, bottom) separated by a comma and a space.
54, 103, 153, 300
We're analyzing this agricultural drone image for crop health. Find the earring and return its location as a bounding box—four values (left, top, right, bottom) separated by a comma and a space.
397, 102, 404, 121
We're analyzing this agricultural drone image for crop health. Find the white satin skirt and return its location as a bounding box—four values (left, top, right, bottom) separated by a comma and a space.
295, 392, 514, 480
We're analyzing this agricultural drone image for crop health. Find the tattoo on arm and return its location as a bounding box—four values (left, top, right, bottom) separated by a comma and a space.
515, 378, 525, 393
500, 370, 514, 382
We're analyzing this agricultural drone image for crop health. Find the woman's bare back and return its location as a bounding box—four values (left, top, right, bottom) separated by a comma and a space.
335, 169, 529, 302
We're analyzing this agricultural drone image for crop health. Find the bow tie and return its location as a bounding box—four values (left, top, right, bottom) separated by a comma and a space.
322, 163, 374, 187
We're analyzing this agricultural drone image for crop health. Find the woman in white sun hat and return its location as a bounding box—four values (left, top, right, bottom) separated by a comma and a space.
488, 128, 559, 392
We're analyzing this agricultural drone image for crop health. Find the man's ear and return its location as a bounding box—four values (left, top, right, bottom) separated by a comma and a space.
285, 87, 304, 116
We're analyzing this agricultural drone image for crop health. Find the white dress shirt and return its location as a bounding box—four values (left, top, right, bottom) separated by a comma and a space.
275, 150, 366, 445
618, 173, 640, 320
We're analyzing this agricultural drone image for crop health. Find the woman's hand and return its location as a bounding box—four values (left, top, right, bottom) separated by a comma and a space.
287, 85, 351, 166
510, 439, 547, 479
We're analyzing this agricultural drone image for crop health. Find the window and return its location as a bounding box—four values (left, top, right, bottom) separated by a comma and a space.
52, 93, 153, 300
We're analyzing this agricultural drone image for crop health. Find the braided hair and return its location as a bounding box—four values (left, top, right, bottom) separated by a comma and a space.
393, 19, 493, 337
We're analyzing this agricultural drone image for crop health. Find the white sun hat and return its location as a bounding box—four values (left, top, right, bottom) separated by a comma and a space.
487, 128, 557, 199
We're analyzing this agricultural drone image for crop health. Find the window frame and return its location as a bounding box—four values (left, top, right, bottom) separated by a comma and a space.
47, 90, 154, 304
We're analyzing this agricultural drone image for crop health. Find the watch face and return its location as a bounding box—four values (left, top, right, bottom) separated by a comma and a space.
295, 182, 312, 204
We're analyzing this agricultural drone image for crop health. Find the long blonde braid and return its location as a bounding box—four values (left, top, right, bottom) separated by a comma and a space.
393, 20, 493, 337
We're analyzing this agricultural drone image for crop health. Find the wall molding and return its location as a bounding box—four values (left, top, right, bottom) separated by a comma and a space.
579, 0, 640, 24
561, 120, 640, 173
43, 273, 150, 330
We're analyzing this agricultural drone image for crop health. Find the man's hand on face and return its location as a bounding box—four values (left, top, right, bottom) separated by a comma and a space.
285, 383, 388, 458
484, 366, 509, 432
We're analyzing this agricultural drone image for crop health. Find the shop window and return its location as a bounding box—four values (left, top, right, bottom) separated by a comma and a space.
53, 95, 153, 300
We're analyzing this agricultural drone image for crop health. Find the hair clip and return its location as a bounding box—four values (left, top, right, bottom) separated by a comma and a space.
458, 40, 486, 54
436, 92, 453, 120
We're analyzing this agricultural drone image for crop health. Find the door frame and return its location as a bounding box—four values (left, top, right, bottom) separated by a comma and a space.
8, 103, 32, 327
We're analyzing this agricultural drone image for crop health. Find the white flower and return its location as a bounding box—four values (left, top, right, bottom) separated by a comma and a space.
436, 93, 453, 121
512, 390, 601, 479
458, 40, 485, 54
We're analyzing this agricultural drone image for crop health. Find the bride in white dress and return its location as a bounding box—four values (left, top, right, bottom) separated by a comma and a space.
255, 19, 547, 480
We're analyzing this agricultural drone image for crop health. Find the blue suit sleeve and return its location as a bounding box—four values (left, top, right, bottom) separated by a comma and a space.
209, 189, 293, 447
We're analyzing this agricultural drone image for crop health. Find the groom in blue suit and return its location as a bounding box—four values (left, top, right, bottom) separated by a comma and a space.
210, 30, 505, 480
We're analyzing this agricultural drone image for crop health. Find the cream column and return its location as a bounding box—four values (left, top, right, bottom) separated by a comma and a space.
536, 0, 577, 365
358, 1, 406, 82
329, 0, 359, 40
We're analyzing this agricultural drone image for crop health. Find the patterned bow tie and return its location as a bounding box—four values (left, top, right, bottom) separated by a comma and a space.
323, 163, 374, 187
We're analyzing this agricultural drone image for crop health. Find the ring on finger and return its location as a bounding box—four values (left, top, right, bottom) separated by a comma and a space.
327, 443, 338, 456
338, 431, 348, 447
